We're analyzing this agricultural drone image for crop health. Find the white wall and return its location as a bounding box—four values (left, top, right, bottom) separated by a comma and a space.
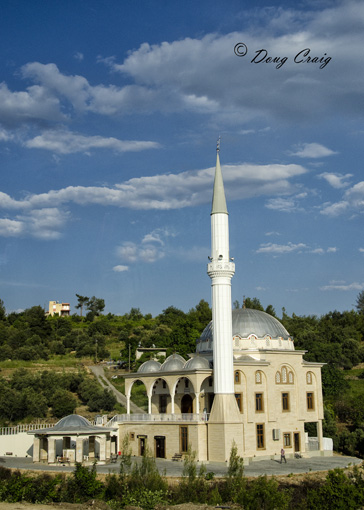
0, 432, 34, 457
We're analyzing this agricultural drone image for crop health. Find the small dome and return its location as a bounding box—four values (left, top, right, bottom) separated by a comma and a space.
138, 360, 162, 373
184, 355, 210, 370
161, 354, 185, 372
53, 415, 91, 430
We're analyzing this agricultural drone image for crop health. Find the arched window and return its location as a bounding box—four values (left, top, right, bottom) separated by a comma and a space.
275, 371, 281, 384
306, 372, 312, 384
282, 367, 287, 383
255, 370, 262, 384
288, 371, 294, 384
234, 371, 241, 384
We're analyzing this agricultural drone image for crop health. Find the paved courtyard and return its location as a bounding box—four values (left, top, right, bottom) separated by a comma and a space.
0, 454, 362, 478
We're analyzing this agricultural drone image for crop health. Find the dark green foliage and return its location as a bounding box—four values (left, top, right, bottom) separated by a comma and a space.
356, 290, 364, 315
65, 463, 104, 503
51, 389, 77, 418
321, 364, 348, 397
244, 297, 264, 311
0, 299, 5, 321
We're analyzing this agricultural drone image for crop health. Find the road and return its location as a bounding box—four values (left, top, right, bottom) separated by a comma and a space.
88, 365, 145, 414
1, 453, 362, 478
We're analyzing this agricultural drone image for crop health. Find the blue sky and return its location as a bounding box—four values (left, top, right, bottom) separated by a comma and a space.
0, 0, 363, 318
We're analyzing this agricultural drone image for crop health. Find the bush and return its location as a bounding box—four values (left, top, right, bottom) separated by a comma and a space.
65, 463, 104, 503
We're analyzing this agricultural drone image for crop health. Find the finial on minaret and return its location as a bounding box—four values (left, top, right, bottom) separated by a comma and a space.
216, 136, 220, 153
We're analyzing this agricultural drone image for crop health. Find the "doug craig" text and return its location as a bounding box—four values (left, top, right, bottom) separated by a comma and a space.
251, 48, 331, 69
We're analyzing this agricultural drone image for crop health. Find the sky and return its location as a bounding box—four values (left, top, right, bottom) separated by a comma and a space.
0, 0, 363, 319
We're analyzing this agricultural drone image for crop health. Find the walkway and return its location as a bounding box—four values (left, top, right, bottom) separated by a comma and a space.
88, 365, 145, 414
1, 454, 361, 478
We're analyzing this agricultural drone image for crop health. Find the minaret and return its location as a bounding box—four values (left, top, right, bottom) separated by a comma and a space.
208, 139, 235, 395
207, 140, 243, 462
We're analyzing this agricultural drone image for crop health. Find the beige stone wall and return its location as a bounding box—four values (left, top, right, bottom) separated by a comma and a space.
118, 421, 208, 461
123, 350, 324, 461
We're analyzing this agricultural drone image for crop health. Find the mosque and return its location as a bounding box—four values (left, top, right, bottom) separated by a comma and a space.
114, 145, 329, 463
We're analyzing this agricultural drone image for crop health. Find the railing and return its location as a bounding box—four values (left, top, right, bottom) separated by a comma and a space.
0, 423, 52, 436
107, 413, 210, 425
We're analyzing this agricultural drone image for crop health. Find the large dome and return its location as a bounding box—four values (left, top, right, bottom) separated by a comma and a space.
197, 308, 293, 353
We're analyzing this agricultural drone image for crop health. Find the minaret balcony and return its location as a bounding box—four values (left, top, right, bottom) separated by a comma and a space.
207, 260, 235, 278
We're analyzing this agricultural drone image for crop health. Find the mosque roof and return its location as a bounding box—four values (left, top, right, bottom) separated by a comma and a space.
138, 360, 162, 373
28, 414, 116, 435
184, 355, 211, 370
197, 308, 293, 352
161, 354, 185, 372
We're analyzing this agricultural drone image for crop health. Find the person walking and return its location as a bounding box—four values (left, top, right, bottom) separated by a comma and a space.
280, 448, 287, 463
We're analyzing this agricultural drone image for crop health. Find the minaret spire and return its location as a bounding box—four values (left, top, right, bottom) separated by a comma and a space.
211, 139, 227, 215
208, 143, 235, 394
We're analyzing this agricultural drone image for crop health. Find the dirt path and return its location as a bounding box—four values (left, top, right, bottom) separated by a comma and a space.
88, 365, 145, 414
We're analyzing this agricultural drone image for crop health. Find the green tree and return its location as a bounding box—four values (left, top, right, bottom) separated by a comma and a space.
75, 294, 89, 317
356, 290, 364, 315
51, 390, 77, 418
0, 299, 6, 321
86, 296, 105, 316
244, 297, 264, 311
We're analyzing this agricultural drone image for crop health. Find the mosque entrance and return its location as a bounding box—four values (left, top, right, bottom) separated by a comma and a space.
294, 432, 300, 452
181, 394, 193, 414
138, 436, 147, 456
155, 436, 165, 458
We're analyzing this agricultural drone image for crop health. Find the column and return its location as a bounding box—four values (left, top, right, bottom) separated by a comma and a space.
76, 437, 84, 463
99, 436, 107, 461
317, 420, 323, 451
171, 392, 175, 414
195, 392, 200, 415
33, 437, 40, 462
48, 437, 56, 463
127, 395, 130, 415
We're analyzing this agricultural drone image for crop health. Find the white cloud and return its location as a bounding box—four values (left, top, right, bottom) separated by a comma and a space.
0, 81, 64, 128
0, 129, 14, 142
319, 172, 352, 188
290, 143, 337, 158
256, 242, 307, 254
117, 242, 138, 263
0, 162, 306, 213
117, 240, 165, 264
265, 197, 296, 212
16, 208, 69, 239
309, 248, 325, 255
24, 129, 160, 155
0, 218, 24, 236
320, 281, 364, 291
116, 228, 174, 265
265, 191, 308, 212
112, 265, 129, 272
320, 200, 350, 217
256, 242, 337, 255
359, 248, 364, 253
74, 52, 84, 61
320, 180, 364, 216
